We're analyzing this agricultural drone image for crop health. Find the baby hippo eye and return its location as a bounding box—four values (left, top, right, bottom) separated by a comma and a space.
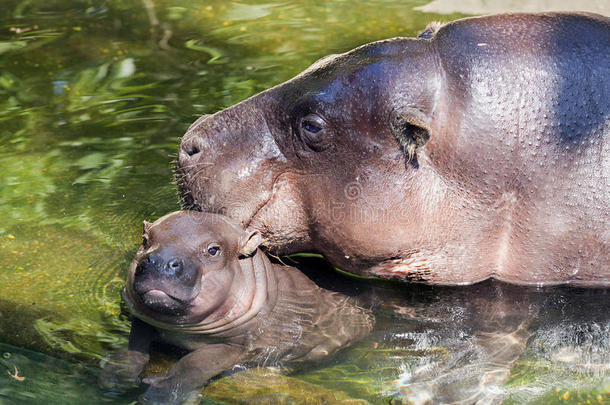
142, 236, 148, 247
207, 245, 220, 256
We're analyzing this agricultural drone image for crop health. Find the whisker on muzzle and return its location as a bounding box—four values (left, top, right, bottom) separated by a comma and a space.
178, 162, 214, 171
183, 165, 211, 182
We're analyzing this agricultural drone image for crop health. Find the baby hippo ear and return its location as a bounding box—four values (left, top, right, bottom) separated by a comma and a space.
143, 220, 152, 233
238, 230, 263, 256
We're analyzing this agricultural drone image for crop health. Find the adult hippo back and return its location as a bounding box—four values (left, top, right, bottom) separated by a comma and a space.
177, 12, 609, 287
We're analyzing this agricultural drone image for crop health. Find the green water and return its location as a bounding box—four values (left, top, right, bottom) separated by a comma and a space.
0, 1, 608, 404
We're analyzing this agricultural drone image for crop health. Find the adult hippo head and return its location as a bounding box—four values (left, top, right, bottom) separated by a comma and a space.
177, 13, 609, 287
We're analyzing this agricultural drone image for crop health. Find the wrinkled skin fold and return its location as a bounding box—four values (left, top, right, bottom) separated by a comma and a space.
177, 12, 609, 286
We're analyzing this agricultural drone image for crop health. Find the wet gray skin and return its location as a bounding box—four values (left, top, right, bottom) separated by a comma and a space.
99, 211, 374, 405
177, 12, 609, 286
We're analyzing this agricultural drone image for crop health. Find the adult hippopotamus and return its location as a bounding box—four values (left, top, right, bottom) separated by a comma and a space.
99, 211, 373, 404
177, 12, 609, 287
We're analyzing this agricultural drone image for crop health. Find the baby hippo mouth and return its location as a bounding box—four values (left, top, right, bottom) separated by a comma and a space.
140, 289, 188, 315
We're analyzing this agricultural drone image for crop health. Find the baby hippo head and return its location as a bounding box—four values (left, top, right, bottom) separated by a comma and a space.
124, 211, 263, 326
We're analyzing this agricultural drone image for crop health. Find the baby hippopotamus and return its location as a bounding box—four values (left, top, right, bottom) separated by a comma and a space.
100, 211, 374, 404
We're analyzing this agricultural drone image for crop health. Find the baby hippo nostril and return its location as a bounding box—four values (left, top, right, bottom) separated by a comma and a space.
135, 255, 154, 276
167, 258, 183, 275
135, 261, 146, 276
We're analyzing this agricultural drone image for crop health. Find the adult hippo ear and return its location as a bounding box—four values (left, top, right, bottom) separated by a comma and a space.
390, 106, 431, 169
238, 229, 264, 257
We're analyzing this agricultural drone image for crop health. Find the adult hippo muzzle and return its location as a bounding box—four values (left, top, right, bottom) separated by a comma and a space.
177, 12, 609, 286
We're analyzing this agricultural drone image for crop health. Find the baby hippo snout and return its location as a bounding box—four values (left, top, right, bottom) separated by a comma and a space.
133, 251, 201, 316
136, 254, 188, 279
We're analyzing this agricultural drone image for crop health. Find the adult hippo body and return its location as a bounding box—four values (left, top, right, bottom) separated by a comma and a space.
178, 12, 610, 287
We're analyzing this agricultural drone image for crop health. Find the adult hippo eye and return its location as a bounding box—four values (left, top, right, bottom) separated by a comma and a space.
142, 235, 149, 247
298, 113, 328, 151
301, 119, 322, 134
207, 244, 220, 256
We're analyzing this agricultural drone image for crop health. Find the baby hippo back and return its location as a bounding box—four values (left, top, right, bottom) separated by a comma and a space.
248, 266, 374, 366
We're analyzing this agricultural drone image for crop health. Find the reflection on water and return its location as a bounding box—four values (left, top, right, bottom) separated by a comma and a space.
293, 262, 610, 404
0, 0, 608, 403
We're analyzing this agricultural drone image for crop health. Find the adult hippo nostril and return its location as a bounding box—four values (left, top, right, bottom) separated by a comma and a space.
186, 145, 200, 157
181, 114, 212, 157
